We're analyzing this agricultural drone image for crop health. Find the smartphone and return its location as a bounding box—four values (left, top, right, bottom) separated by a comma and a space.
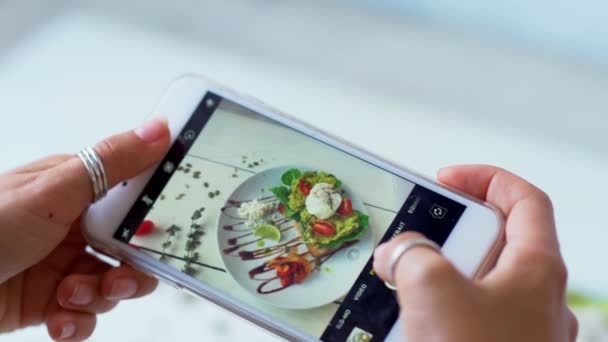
83, 75, 504, 342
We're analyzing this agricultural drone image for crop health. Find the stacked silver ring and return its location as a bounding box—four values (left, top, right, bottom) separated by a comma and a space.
385, 238, 441, 290
77, 147, 109, 202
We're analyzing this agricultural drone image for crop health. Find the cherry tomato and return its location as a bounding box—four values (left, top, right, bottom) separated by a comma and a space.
337, 198, 353, 216
276, 264, 292, 277
135, 220, 155, 236
280, 276, 292, 288
298, 180, 312, 196
312, 221, 336, 236
294, 264, 308, 283
278, 203, 286, 215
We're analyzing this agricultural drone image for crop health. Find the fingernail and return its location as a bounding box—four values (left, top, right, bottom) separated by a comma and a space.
134, 117, 168, 143
69, 284, 94, 306
374, 243, 388, 260
372, 243, 388, 273
107, 278, 138, 300
59, 322, 76, 340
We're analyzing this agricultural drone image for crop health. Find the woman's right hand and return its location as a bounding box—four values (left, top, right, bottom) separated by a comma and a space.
373, 165, 577, 342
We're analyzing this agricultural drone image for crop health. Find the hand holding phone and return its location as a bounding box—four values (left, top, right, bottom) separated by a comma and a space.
373, 165, 577, 342
0, 119, 170, 340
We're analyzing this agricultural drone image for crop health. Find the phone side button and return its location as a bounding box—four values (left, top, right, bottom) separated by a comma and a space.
85, 246, 121, 267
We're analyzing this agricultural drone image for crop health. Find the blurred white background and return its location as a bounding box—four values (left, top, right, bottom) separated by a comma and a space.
1, 0, 607, 341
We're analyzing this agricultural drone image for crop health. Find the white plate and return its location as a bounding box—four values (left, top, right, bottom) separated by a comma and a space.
217, 166, 372, 310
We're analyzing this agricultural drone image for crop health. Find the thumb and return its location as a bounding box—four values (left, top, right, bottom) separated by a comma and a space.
39, 117, 170, 222
373, 232, 469, 307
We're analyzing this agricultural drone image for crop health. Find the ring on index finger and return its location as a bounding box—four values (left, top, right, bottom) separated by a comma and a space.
77, 147, 109, 202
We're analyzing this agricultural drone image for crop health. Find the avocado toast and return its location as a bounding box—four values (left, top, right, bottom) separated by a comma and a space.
270, 168, 369, 257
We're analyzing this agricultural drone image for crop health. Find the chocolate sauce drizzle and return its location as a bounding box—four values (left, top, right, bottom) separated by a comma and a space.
238, 237, 303, 260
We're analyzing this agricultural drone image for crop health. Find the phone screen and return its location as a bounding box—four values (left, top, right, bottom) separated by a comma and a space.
113, 92, 466, 341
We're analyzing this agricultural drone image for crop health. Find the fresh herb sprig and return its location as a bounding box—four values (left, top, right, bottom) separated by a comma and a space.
182, 207, 205, 276
160, 224, 181, 261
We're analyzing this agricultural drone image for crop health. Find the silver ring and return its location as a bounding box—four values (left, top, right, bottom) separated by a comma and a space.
385, 238, 441, 290
77, 147, 109, 202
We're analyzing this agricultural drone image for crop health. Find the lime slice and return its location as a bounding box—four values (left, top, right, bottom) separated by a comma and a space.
255, 224, 281, 242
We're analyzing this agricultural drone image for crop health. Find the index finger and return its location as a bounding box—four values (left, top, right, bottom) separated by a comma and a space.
30, 118, 170, 223
438, 165, 559, 257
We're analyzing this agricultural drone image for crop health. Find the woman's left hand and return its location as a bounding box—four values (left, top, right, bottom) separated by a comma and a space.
0, 118, 170, 341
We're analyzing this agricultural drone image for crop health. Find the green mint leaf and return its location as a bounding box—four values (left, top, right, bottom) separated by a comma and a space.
290, 211, 301, 221
270, 186, 290, 205
356, 211, 370, 229
285, 207, 296, 218
281, 168, 302, 186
